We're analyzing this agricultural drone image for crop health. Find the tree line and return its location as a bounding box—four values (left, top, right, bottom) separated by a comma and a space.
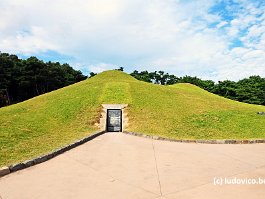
0, 52, 87, 107
1, 52, 264, 108
130, 70, 265, 105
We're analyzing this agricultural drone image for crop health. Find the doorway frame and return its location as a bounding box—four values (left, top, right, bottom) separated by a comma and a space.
97, 104, 128, 133
106, 109, 122, 132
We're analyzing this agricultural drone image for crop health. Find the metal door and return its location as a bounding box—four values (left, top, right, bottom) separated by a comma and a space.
107, 109, 122, 132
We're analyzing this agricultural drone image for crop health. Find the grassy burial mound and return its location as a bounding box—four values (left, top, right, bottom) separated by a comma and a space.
1, 70, 265, 166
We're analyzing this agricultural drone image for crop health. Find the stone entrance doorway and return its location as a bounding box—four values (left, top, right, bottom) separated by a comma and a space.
107, 109, 122, 132
96, 104, 128, 133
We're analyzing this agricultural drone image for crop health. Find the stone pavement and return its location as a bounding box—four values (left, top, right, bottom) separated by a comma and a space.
0, 133, 265, 199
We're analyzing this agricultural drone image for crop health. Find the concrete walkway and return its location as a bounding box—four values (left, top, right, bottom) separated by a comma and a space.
0, 133, 265, 199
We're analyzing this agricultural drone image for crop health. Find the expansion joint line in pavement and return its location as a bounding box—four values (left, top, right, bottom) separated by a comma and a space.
64, 154, 159, 197
212, 149, 256, 168
163, 161, 265, 197
152, 140, 163, 197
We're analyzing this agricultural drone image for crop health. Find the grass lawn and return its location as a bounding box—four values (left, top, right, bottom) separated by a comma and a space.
1, 70, 265, 167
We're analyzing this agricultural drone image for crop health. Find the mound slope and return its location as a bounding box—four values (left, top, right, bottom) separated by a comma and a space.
1, 70, 265, 166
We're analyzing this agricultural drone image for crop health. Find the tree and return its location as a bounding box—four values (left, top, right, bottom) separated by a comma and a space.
116, 67, 124, 71
89, 72, 97, 78
236, 76, 265, 105
129, 69, 265, 105
0, 52, 87, 107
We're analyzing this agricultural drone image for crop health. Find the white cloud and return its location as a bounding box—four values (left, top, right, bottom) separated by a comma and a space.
0, 26, 58, 54
0, 0, 265, 81
88, 63, 119, 73
216, 21, 228, 28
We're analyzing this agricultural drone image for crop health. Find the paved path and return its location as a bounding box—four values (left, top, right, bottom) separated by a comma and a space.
0, 133, 265, 199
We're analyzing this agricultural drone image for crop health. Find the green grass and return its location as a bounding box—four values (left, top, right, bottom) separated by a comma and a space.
1, 70, 265, 166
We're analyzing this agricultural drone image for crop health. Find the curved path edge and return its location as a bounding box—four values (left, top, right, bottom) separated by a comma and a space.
0, 131, 105, 178
1, 130, 265, 178
123, 131, 265, 144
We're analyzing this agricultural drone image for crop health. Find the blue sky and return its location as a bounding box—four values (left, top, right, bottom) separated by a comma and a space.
1, 0, 265, 81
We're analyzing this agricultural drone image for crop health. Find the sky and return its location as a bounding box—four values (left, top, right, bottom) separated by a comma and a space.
1, 0, 265, 81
